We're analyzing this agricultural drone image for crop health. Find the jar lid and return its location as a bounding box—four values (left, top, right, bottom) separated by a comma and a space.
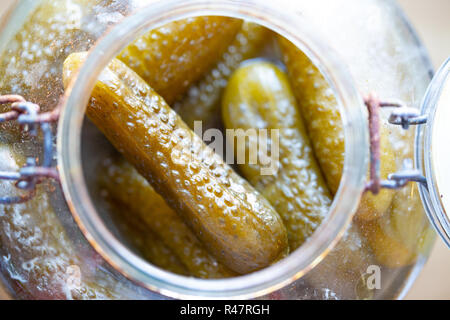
417, 57, 450, 247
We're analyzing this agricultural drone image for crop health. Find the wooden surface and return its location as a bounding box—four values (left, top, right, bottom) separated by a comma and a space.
0, 0, 448, 300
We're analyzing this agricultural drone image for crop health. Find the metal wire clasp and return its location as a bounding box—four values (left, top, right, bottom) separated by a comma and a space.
364, 93, 427, 194
0, 95, 61, 204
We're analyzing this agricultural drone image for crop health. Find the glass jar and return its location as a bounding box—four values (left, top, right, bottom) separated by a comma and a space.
0, 0, 442, 300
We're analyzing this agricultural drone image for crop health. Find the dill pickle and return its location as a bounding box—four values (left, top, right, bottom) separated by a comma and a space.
222, 61, 332, 249
63, 53, 288, 274
174, 22, 270, 129
0, 145, 142, 300
117, 17, 242, 105
359, 184, 434, 268
101, 192, 189, 276
127, 229, 189, 276
278, 37, 396, 221
99, 158, 236, 278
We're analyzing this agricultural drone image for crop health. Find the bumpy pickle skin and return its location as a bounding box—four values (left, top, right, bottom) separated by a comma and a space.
0, 145, 138, 300
117, 17, 242, 105
222, 61, 332, 250
99, 158, 236, 278
63, 53, 288, 274
174, 22, 270, 129
278, 37, 396, 221
359, 183, 434, 268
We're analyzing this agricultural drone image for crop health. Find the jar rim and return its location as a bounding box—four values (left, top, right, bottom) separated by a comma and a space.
57, 0, 368, 299
417, 57, 450, 248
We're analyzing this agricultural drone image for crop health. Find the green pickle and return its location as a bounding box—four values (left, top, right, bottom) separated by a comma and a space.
278, 37, 396, 221
278, 37, 430, 268
174, 22, 270, 128
101, 193, 189, 276
118, 17, 242, 105
222, 61, 332, 250
98, 158, 236, 278
63, 52, 288, 274
360, 184, 434, 268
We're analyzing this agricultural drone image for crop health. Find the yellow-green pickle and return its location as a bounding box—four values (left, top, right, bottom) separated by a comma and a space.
278, 37, 396, 221
100, 192, 189, 276
278, 36, 432, 272
222, 61, 331, 250
174, 22, 270, 129
360, 183, 434, 268
98, 158, 236, 278
63, 52, 288, 274
118, 17, 242, 105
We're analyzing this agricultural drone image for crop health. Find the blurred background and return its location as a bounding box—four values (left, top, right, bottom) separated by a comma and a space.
0, 0, 448, 300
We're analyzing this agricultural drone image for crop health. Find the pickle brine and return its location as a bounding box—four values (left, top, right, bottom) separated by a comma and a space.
278, 37, 396, 221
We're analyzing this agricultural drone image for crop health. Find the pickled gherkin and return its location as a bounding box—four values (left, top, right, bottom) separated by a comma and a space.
124, 228, 189, 276
359, 184, 434, 268
118, 17, 242, 105
278, 37, 396, 221
174, 22, 270, 129
222, 61, 332, 249
101, 192, 189, 276
63, 52, 288, 274
98, 158, 236, 278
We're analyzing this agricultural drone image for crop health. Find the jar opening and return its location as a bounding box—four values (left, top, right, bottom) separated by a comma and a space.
57, 0, 368, 299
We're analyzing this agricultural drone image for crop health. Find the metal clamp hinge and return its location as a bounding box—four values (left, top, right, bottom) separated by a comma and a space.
0, 95, 62, 204
364, 93, 427, 194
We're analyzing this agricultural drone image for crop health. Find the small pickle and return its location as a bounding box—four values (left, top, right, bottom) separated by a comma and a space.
99, 158, 236, 278
118, 17, 242, 105
359, 183, 434, 268
222, 61, 332, 249
174, 22, 270, 129
128, 230, 189, 276
101, 193, 189, 276
278, 37, 396, 221
63, 53, 288, 274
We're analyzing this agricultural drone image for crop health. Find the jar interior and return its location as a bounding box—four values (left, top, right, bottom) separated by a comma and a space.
59, 0, 368, 299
